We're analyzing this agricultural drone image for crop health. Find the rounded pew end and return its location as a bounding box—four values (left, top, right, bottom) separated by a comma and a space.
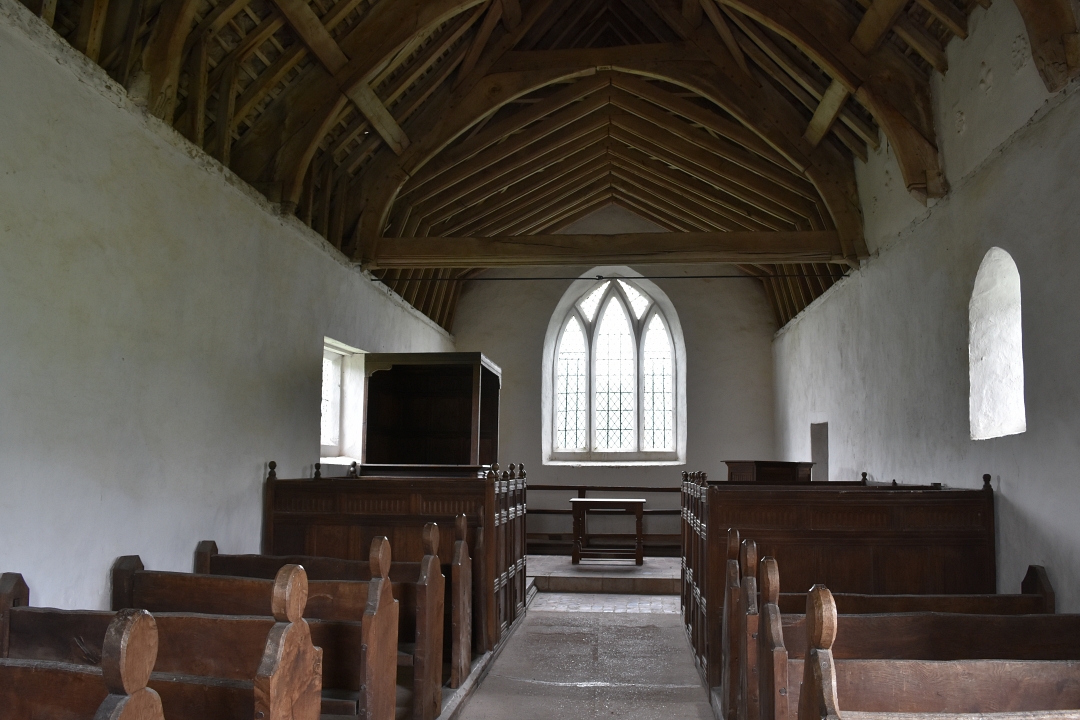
760, 557, 780, 605
271, 564, 308, 623
805, 585, 837, 650
370, 536, 391, 579
102, 609, 158, 696
423, 523, 439, 557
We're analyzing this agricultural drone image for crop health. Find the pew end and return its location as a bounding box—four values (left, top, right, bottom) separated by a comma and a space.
254, 564, 323, 720
193, 541, 218, 574
110, 556, 144, 611
451, 513, 473, 689
363, 536, 400, 720
1022, 565, 1056, 613
1, 572, 30, 656
414, 524, 446, 720
798, 586, 839, 720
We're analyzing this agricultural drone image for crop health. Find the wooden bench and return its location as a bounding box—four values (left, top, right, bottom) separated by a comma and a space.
754, 559, 1074, 720
798, 584, 1080, 720
0, 605, 166, 720
112, 539, 397, 720
195, 522, 456, 720
1, 567, 322, 720
724, 534, 1057, 720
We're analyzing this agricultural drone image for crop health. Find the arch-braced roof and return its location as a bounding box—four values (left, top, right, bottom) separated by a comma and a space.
26, 0, 1080, 328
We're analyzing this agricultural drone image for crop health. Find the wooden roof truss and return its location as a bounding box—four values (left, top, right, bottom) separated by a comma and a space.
21, 0, 1080, 328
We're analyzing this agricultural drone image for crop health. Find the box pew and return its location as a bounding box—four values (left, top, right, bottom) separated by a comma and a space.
264, 461, 527, 654
798, 585, 1080, 720
195, 522, 458, 720
0, 604, 166, 720
1, 568, 321, 720
758, 566, 1080, 720
775, 563, 1055, 615
112, 539, 398, 720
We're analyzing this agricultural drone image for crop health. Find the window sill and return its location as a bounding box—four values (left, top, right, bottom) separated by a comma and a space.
545, 453, 684, 467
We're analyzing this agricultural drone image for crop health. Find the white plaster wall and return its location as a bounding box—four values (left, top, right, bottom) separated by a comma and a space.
452, 253, 778, 535
774, 1, 1080, 608
0, 0, 452, 610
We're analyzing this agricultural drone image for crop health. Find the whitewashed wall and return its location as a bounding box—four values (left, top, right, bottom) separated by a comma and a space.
774, 0, 1080, 608
453, 205, 778, 536
0, 0, 453, 610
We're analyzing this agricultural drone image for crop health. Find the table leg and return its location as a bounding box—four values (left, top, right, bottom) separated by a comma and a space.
572, 506, 581, 564
636, 505, 644, 565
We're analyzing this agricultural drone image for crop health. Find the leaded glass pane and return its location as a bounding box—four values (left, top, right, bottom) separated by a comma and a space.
594, 299, 635, 450
577, 281, 609, 322
555, 316, 588, 450
642, 314, 675, 451
618, 280, 651, 319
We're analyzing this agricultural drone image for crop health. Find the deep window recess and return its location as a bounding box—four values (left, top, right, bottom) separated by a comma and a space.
320, 338, 365, 461
969, 248, 1026, 440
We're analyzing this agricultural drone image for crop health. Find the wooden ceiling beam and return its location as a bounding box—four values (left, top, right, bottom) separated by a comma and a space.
699, 0, 750, 75
405, 135, 612, 235
428, 144, 611, 234
456, 1, 504, 88
610, 171, 734, 230
914, 0, 966, 39
607, 142, 779, 230
717, 0, 945, 199
403, 114, 612, 231
609, 155, 765, 230
464, 165, 614, 236
609, 73, 810, 188
405, 72, 613, 195
502, 0, 522, 29
355, 38, 867, 265
535, 190, 628, 233
607, 196, 690, 232
447, 154, 613, 235
1012, 0, 1080, 92
405, 87, 613, 206
371, 230, 845, 268
608, 88, 818, 210
141, 0, 204, 119
230, 0, 488, 198
495, 175, 617, 234
609, 112, 813, 225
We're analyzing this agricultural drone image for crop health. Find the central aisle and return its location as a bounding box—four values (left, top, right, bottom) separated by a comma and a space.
457, 593, 713, 719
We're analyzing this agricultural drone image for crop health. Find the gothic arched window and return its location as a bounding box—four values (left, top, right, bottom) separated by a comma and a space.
545, 271, 685, 464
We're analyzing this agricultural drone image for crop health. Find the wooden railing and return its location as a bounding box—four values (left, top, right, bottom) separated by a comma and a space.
526, 484, 682, 556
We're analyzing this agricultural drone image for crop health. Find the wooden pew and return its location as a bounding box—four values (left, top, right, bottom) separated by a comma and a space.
756, 563, 1080, 720
0, 605, 166, 720
798, 585, 1080, 720
1, 567, 322, 720
775, 562, 1055, 614
112, 539, 398, 720
195, 522, 455, 720
263, 461, 527, 654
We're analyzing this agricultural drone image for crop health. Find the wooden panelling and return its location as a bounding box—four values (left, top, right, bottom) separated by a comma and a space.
680, 471, 997, 689
264, 463, 526, 653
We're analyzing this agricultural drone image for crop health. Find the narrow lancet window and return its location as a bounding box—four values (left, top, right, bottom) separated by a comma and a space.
594, 299, 636, 450
642, 314, 675, 450
555, 316, 589, 450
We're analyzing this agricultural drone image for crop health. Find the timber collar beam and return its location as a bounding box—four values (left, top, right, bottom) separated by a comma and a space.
367, 231, 845, 268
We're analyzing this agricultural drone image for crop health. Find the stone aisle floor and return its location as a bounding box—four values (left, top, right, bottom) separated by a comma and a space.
455, 593, 712, 720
